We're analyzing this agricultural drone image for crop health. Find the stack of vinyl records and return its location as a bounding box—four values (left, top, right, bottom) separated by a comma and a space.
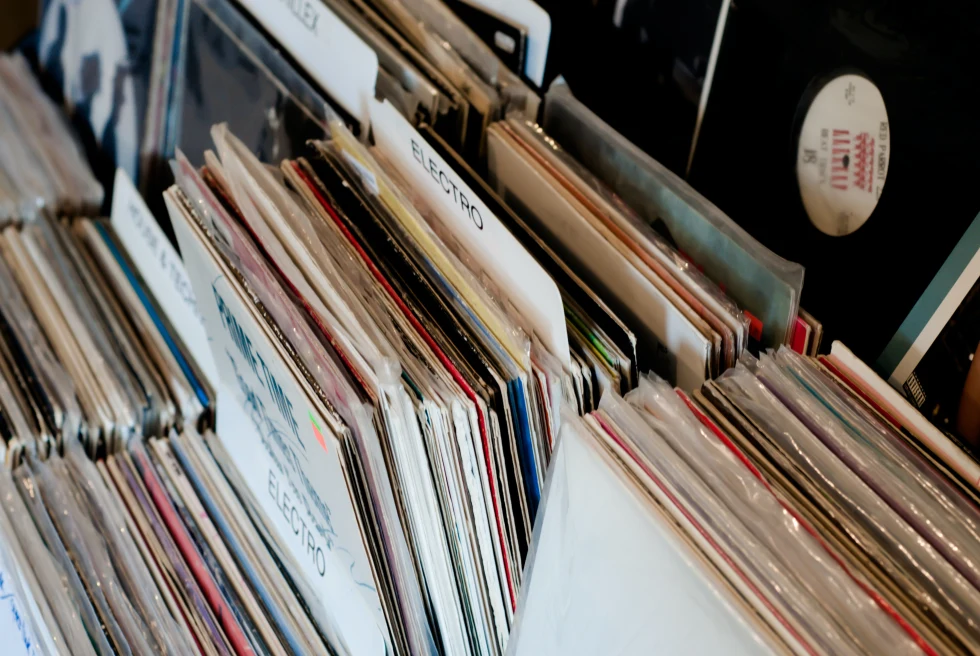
167, 120, 563, 655
0, 421, 338, 655
0, 53, 103, 220
19, 0, 967, 653
162, 59, 810, 648
0, 215, 345, 654
155, 1, 821, 652
515, 341, 980, 655
175, 0, 818, 372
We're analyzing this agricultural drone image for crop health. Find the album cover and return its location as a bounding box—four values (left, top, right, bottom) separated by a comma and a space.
879, 224, 980, 451
37, 0, 160, 181
537, 0, 726, 173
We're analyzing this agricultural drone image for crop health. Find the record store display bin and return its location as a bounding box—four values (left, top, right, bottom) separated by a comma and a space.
1, 0, 980, 654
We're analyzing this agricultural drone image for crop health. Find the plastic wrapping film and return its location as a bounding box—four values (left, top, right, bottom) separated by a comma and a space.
32, 217, 146, 436
371, 142, 538, 368
63, 438, 194, 655
383, 0, 500, 85
324, 125, 533, 374
0, 87, 55, 219
768, 347, 980, 591
380, 379, 473, 655
201, 428, 348, 653
71, 220, 202, 428
716, 360, 980, 647
0, 54, 103, 213
271, 152, 457, 384
600, 388, 863, 656
625, 374, 928, 655
385, 0, 539, 119
530, 336, 564, 458
0, 226, 116, 446
151, 434, 287, 655
171, 427, 332, 656
542, 79, 803, 348
30, 454, 159, 654
21, 223, 139, 443
170, 145, 438, 655
202, 138, 396, 371
508, 405, 779, 656
298, 133, 515, 653
6, 465, 110, 655
505, 115, 750, 359
127, 437, 264, 655
366, 0, 499, 113
179, 0, 338, 169
0, 473, 66, 655
284, 134, 516, 651
206, 128, 394, 382
0, 166, 19, 221
53, 449, 188, 654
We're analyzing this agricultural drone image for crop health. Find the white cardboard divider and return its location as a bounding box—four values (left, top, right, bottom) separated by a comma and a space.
235, 0, 378, 129
109, 168, 218, 386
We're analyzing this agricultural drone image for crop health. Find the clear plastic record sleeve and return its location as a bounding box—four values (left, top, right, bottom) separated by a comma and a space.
417, 123, 638, 391
286, 146, 518, 647
620, 374, 927, 655
0, 53, 103, 218
765, 348, 980, 593
318, 0, 463, 139
205, 129, 502, 654
715, 359, 980, 650
178, 0, 337, 168
0, 227, 115, 449
504, 116, 748, 363
296, 141, 526, 631
541, 79, 803, 349
0, 472, 67, 656
486, 120, 713, 389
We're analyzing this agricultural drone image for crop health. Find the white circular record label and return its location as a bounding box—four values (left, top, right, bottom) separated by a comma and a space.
796, 74, 890, 236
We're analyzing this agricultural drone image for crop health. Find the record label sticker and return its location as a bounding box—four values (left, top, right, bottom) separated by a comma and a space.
796, 74, 890, 236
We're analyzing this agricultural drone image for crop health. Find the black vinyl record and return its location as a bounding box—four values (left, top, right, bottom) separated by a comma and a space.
688, 1, 980, 362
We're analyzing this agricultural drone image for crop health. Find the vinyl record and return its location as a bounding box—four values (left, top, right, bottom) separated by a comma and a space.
688, 1, 980, 362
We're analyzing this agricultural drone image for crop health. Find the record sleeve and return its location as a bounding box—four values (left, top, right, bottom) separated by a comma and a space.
533, 0, 727, 173
542, 79, 803, 350
443, 0, 528, 75
178, 0, 339, 179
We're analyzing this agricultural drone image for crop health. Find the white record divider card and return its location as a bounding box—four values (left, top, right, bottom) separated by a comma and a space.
368, 98, 571, 368
234, 0, 378, 129
172, 203, 390, 656
110, 168, 218, 387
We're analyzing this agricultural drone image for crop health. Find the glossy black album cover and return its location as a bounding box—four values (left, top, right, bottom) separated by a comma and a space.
538, 0, 726, 174
38, 0, 159, 181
